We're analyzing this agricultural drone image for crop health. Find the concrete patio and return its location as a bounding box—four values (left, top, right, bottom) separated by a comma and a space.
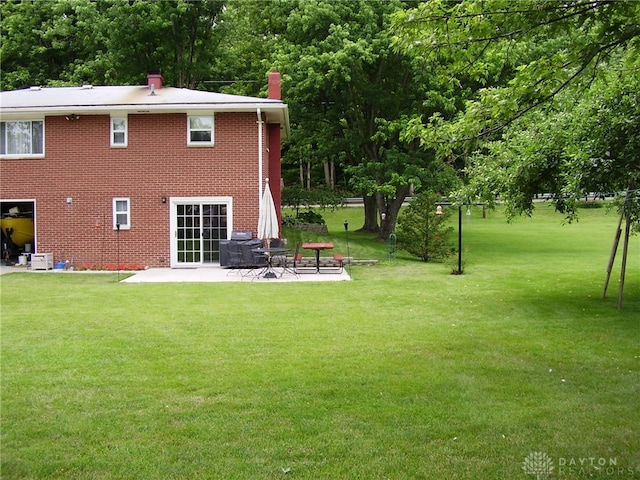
122, 266, 350, 283
0, 265, 351, 283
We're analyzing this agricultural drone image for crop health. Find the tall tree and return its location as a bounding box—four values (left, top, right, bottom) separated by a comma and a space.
462, 61, 640, 226
392, 0, 640, 224
1, 0, 227, 89
266, 0, 457, 238
208, 0, 292, 96
89, 0, 227, 88
0, 0, 103, 89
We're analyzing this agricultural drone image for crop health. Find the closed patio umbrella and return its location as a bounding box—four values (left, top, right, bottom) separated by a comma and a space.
257, 178, 279, 244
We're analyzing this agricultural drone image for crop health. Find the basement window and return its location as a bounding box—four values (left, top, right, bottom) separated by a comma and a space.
0, 120, 44, 157
111, 117, 128, 147
113, 197, 131, 230
187, 115, 214, 146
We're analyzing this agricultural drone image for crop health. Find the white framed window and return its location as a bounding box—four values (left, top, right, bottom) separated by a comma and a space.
113, 197, 131, 230
111, 117, 127, 147
0, 120, 44, 157
187, 115, 214, 145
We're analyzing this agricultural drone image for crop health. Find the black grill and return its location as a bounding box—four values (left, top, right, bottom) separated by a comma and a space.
230, 231, 252, 241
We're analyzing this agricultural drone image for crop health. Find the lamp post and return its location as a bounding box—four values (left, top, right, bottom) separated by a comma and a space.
116, 222, 120, 282
456, 205, 462, 274
343, 220, 350, 274
436, 204, 463, 274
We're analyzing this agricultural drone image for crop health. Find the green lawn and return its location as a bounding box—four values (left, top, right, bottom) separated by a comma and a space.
1, 205, 639, 480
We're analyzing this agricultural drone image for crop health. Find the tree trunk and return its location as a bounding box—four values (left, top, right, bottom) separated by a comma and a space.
376, 184, 410, 240
299, 160, 304, 188
322, 160, 336, 189
359, 195, 379, 232
323, 161, 331, 188
330, 160, 335, 189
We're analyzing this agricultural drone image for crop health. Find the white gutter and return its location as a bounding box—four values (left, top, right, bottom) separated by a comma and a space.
257, 108, 264, 202
0, 103, 285, 117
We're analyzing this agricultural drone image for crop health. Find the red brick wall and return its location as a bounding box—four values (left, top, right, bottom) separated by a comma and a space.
0, 112, 274, 267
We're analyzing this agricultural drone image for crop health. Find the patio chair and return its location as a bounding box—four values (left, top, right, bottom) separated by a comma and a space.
240, 242, 267, 278
327, 252, 344, 273
269, 238, 287, 268
292, 242, 315, 274
268, 238, 297, 278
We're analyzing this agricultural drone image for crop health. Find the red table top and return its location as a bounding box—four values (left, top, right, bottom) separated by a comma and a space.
302, 242, 334, 250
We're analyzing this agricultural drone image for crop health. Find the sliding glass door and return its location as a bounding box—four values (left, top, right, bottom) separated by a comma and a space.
170, 197, 232, 267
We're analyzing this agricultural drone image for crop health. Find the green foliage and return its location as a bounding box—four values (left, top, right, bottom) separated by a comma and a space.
392, 0, 640, 231
396, 191, 453, 262
281, 187, 334, 229
281, 186, 344, 213
393, 0, 640, 142
283, 209, 326, 228
459, 65, 640, 229
0, 0, 102, 89
296, 210, 324, 225
0, 0, 227, 90
0, 0, 460, 237
281, 185, 311, 214
7, 0, 639, 237
269, 0, 452, 234
577, 201, 604, 210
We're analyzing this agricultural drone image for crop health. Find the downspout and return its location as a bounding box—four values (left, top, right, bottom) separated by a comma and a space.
257, 108, 263, 202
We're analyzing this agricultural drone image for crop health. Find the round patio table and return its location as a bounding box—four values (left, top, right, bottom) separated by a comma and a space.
252, 247, 288, 278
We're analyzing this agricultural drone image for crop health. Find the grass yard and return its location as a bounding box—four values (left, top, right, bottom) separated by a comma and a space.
1, 205, 639, 480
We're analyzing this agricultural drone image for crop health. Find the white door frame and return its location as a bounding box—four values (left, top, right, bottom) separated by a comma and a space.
169, 196, 233, 268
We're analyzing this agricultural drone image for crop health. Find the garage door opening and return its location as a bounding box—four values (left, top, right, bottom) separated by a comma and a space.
1, 200, 35, 265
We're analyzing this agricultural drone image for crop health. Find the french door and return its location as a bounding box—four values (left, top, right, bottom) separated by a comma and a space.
170, 197, 232, 267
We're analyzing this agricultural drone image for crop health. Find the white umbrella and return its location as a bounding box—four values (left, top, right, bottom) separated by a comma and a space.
257, 178, 279, 244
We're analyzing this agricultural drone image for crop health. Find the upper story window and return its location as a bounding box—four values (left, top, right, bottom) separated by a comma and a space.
0, 120, 44, 157
111, 117, 128, 147
188, 115, 214, 146
113, 197, 131, 230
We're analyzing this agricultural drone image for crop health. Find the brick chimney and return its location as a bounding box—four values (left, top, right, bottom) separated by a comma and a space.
268, 71, 281, 100
147, 72, 163, 90
267, 70, 283, 221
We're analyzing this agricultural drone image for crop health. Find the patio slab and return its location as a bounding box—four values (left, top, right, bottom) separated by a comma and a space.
121, 267, 351, 283
0, 265, 351, 282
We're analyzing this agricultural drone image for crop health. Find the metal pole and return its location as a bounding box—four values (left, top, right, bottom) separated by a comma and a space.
458, 205, 462, 274
344, 220, 350, 274
116, 223, 120, 282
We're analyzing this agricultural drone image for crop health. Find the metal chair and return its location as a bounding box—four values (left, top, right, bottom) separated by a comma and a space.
292, 242, 315, 274
240, 242, 267, 278
269, 238, 287, 268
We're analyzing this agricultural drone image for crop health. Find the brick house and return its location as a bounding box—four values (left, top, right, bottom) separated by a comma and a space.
0, 72, 289, 269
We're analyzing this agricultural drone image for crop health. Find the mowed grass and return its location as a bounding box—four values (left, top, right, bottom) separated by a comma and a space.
1, 205, 639, 479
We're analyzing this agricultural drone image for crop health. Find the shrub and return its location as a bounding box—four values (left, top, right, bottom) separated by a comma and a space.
577, 201, 604, 209
296, 210, 325, 224
396, 191, 454, 262
281, 186, 344, 213
282, 209, 326, 227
